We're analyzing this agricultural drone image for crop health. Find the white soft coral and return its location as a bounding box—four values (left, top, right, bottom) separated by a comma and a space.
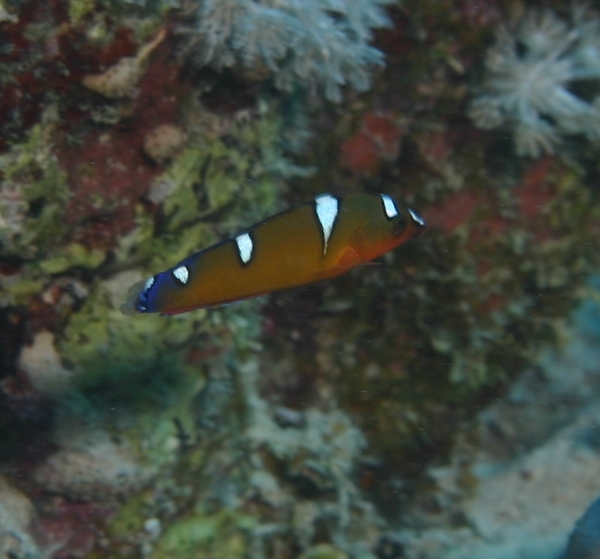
182, 0, 391, 102
469, 7, 600, 157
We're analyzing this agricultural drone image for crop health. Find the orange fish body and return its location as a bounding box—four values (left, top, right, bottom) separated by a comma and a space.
122, 193, 425, 316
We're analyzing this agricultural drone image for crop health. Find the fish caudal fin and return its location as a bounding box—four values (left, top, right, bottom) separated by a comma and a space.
120, 279, 147, 315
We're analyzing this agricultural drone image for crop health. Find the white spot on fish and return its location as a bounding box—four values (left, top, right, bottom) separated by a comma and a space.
236, 233, 253, 264
172, 265, 189, 285
381, 194, 399, 219
408, 207, 425, 227
315, 194, 339, 255
144, 276, 155, 291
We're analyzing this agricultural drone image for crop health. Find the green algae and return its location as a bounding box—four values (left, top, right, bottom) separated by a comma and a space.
150, 509, 256, 559
299, 544, 350, 559
0, 112, 111, 307
68, 0, 95, 21
3, 278, 44, 301
57, 282, 202, 388
0, 120, 70, 261
39, 243, 106, 275
108, 491, 151, 538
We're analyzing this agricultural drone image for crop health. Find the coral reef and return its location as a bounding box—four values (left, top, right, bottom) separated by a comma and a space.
2, 1, 600, 559
240, 359, 382, 555
122, 357, 383, 559
470, 6, 600, 157
180, 0, 392, 101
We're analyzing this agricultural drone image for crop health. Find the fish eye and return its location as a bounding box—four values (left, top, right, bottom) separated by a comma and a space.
391, 213, 408, 237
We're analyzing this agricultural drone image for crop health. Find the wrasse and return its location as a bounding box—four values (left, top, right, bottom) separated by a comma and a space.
122, 193, 425, 316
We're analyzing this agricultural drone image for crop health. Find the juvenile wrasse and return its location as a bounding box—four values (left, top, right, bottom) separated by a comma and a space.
122, 193, 425, 316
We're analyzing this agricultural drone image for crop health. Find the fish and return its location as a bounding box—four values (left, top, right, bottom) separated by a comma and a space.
121, 193, 425, 316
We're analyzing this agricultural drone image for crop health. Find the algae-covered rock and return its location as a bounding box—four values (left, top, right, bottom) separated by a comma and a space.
0, 118, 69, 260
57, 271, 203, 387
149, 509, 255, 559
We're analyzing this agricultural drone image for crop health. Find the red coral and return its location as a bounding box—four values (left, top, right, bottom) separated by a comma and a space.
514, 157, 556, 220
0, 2, 138, 148
362, 112, 407, 159
57, 45, 191, 249
422, 190, 481, 234
423, 157, 565, 248
95, 28, 138, 69
58, 126, 159, 249
340, 131, 380, 174
422, 186, 511, 242
340, 112, 407, 174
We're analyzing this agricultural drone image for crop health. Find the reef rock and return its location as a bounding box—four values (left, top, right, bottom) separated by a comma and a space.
0, 476, 41, 559
34, 429, 153, 502
143, 124, 188, 163
18, 331, 74, 394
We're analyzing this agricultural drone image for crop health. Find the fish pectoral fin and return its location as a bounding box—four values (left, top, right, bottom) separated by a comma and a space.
335, 246, 363, 269
308, 247, 364, 283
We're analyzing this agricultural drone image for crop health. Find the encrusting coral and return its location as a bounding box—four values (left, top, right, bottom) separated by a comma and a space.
180, 0, 392, 101
469, 6, 600, 157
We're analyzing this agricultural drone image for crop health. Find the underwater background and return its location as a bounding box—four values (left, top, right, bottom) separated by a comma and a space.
2, 0, 600, 558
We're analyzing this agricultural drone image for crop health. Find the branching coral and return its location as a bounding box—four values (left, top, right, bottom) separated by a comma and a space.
469, 6, 600, 157
181, 0, 392, 101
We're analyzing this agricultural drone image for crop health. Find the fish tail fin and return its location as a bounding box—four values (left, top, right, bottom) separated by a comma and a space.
120, 279, 147, 315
